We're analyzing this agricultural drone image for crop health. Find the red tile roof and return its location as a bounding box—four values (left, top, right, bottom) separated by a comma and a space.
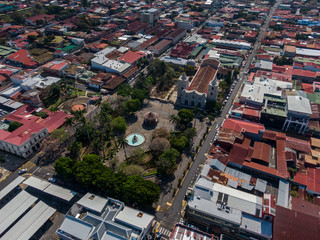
6, 104, 71, 135
26, 14, 55, 23
5, 49, 37, 67
242, 108, 261, 118
0, 120, 44, 145
301, 83, 314, 94
138, 36, 159, 50
118, 51, 146, 64
188, 59, 219, 94
222, 118, 265, 134
295, 168, 320, 194
273, 205, 320, 240
292, 69, 317, 78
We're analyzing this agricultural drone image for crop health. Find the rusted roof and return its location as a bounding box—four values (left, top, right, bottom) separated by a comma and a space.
229, 143, 248, 166
277, 140, 288, 177
286, 136, 311, 154
252, 142, 271, 163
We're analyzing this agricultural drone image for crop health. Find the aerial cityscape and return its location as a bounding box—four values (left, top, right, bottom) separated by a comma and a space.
0, 0, 319, 239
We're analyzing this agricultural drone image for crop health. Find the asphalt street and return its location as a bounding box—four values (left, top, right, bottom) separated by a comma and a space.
156, 0, 283, 234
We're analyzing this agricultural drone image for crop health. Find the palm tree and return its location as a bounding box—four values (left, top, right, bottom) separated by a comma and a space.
117, 137, 129, 162
64, 117, 74, 132
71, 109, 91, 143
192, 107, 199, 128
169, 114, 180, 131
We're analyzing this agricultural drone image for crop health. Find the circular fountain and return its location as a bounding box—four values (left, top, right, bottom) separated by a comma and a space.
126, 133, 145, 147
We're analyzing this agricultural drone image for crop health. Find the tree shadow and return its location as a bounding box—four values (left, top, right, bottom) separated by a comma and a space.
127, 115, 138, 125
142, 122, 157, 130
158, 173, 176, 194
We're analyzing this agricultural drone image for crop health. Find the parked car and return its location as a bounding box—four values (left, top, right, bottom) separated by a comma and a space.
19, 168, 27, 174
48, 177, 56, 183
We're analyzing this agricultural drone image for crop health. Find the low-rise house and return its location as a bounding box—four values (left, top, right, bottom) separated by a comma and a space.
5, 49, 38, 68
25, 14, 55, 26
43, 60, 69, 77
164, 28, 187, 44
148, 39, 172, 56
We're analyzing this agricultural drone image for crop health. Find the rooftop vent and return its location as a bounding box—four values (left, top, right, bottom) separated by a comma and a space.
137, 212, 144, 218
89, 194, 95, 200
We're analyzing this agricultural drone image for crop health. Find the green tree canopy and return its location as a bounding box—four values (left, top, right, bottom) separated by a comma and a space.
75, 124, 94, 145
178, 108, 194, 126
120, 99, 141, 116
73, 154, 105, 188
8, 121, 22, 132
27, 35, 37, 43
156, 148, 180, 175
170, 136, 188, 153
110, 116, 127, 134
68, 141, 82, 160
54, 157, 76, 179
54, 154, 160, 206
123, 175, 160, 206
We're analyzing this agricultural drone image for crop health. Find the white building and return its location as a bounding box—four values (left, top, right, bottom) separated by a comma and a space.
177, 59, 220, 108
282, 95, 312, 134
240, 76, 292, 106
56, 193, 154, 240
186, 178, 272, 240
0, 122, 48, 158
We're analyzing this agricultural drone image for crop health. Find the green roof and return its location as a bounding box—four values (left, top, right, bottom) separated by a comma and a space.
79, 70, 97, 82
0, 45, 16, 57
264, 95, 286, 104
307, 92, 320, 104
263, 107, 287, 117
190, 46, 203, 58
294, 57, 320, 65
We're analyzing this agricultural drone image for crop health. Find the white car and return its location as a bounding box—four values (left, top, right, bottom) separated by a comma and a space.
19, 168, 27, 174
48, 177, 56, 183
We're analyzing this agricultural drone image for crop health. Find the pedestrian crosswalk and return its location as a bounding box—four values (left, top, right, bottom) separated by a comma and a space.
158, 227, 171, 239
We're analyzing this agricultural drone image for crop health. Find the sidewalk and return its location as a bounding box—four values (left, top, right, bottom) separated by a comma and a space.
156, 118, 210, 210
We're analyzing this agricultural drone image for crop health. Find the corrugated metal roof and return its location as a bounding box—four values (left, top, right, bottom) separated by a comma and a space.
24, 176, 76, 201
44, 184, 76, 201
0, 176, 24, 200
0, 191, 37, 234
210, 158, 226, 171
277, 180, 289, 208
255, 178, 267, 193
1, 201, 55, 240
24, 176, 50, 190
